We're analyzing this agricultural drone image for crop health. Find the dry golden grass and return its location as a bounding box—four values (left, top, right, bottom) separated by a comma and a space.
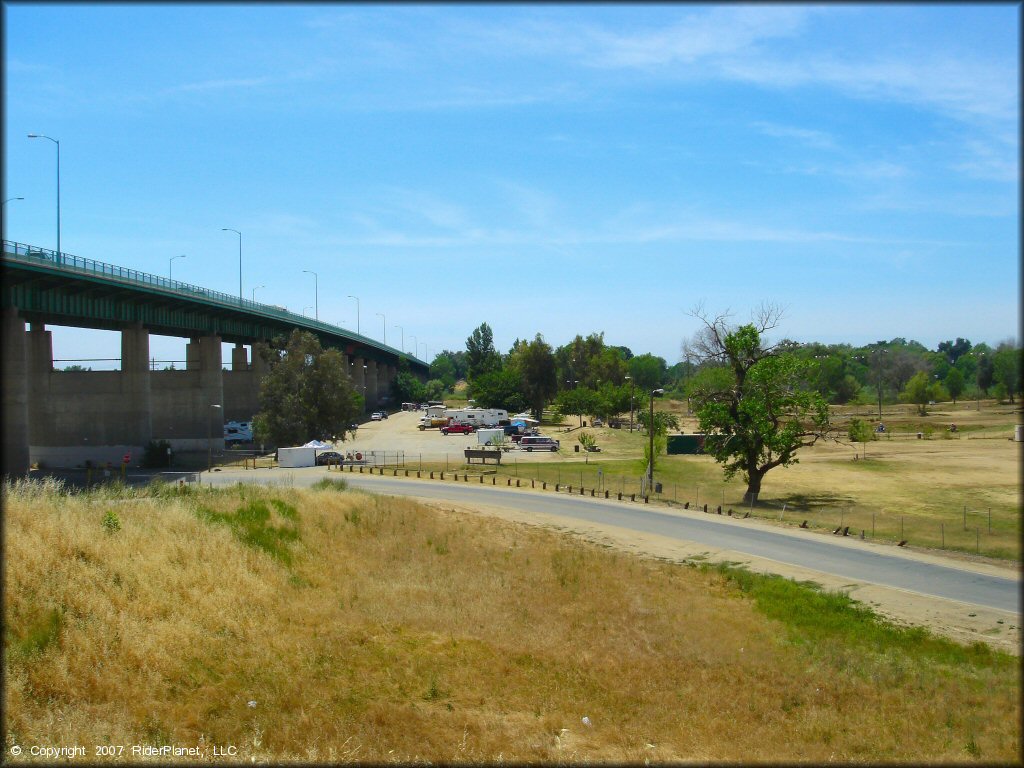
4, 478, 1019, 763
468, 400, 1022, 559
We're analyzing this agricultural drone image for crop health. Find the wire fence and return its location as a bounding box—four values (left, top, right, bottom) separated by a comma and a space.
357, 456, 1018, 560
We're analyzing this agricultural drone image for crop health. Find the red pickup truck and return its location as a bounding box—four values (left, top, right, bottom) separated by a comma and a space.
441, 423, 476, 435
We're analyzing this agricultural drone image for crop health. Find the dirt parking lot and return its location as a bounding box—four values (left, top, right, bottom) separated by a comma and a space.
334, 410, 569, 463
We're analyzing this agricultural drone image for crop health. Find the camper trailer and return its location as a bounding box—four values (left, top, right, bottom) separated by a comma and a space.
444, 408, 508, 427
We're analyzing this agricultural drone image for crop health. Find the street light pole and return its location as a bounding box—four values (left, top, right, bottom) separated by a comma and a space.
874, 349, 887, 422
393, 325, 404, 353
169, 254, 186, 281
2, 197, 24, 241
221, 228, 242, 301
409, 335, 417, 357
347, 295, 360, 335
626, 375, 634, 432
27, 134, 60, 256
302, 270, 318, 321
251, 284, 264, 303
647, 388, 664, 497
376, 312, 386, 345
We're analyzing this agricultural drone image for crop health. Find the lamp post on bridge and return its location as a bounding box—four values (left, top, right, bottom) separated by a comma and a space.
251, 284, 264, 303
302, 269, 318, 321
2, 197, 24, 241
27, 133, 60, 257
409, 335, 417, 358
393, 325, 403, 354
376, 312, 386, 345
221, 228, 242, 302
347, 295, 360, 335
169, 254, 185, 281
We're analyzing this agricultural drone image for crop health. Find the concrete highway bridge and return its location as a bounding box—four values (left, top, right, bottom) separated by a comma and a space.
1, 240, 429, 476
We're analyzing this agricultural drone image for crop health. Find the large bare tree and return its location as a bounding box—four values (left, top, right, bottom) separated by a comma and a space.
685, 304, 833, 503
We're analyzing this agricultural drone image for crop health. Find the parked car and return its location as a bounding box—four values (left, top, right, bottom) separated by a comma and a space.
519, 435, 559, 452
370, 412, 383, 421
441, 423, 476, 435
315, 451, 343, 466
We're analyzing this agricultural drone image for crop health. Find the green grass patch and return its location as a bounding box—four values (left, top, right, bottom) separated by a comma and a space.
195, 498, 300, 566
12, 607, 64, 657
311, 477, 349, 492
707, 563, 1012, 672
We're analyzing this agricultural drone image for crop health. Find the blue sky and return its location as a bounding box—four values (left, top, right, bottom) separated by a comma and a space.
3, 3, 1020, 369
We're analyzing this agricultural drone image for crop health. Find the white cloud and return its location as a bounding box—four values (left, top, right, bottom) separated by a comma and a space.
752, 121, 836, 150
164, 76, 277, 94
584, 6, 812, 69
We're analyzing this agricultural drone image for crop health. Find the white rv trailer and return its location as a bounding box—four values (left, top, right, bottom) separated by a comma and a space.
444, 408, 508, 427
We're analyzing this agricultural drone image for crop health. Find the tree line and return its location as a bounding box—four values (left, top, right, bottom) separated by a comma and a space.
252, 317, 1021, 503
390, 321, 1023, 418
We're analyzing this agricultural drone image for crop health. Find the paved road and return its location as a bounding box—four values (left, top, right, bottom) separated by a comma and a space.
204, 469, 1020, 614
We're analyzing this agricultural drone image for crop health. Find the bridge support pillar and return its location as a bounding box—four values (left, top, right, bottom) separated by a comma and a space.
365, 360, 378, 409
231, 343, 249, 371
26, 323, 54, 448
121, 324, 153, 447
350, 357, 366, 408
174, 335, 224, 444
384, 364, 397, 401
2, 309, 30, 476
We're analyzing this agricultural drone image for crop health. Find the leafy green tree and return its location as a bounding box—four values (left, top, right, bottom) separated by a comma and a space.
554, 387, 599, 427
901, 371, 932, 415
253, 330, 361, 447
944, 368, 965, 404
423, 379, 447, 402
469, 368, 527, 413
635, 407, 680, 435
465, 323, 501, 381
628, 353, 667, 391
992, 344, 1022, 404
429, 354, 458, 390
847, 418, 874, 458
516, 334, 558, 418
391, 369, 427, 405
937, 338, 972, 365
593, 382, 632, 423
555, 332, 614, 389
686, 307, 831, 503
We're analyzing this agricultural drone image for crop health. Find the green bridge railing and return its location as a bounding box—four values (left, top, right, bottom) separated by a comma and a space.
2, 239, 421, 364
